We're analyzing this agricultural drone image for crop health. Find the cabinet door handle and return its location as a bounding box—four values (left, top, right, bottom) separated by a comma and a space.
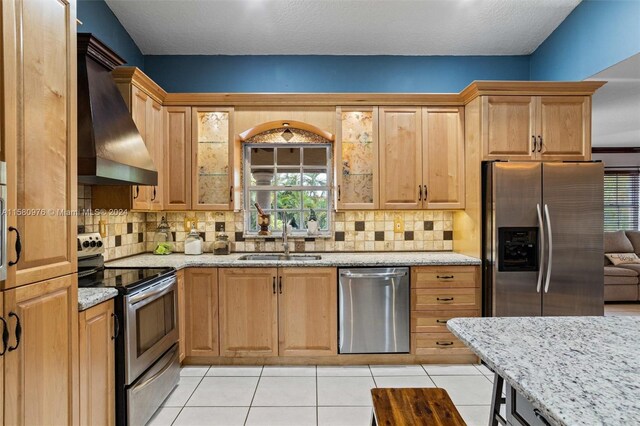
436, 341, 454, 346
436, 297, 454, 302
337, 185, 341, 201
8, 227, 21, 266
133, 185, 140, 199
229, 186, 234, 203
435, 319, 448, 324
436, 275, 454, 279
278, 276, 283, 294
112, 313, 120, 340
7, 312, 21, 352
537, 135, 543, 152
151, 187, 157, 201
418, 185, 422, 201
0, 317, 8, 355
272, 277, 276, 294
531, 135, 536, 152
423, 185, 428, 202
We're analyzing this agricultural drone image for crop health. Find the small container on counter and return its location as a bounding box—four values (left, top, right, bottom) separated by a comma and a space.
153, 216, 173, 255
213, 232, 230, 255
184, 225, 203, 255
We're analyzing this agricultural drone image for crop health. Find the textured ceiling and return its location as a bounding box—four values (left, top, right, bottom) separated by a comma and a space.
589, 53, 640, 148
105, 0, 580, 55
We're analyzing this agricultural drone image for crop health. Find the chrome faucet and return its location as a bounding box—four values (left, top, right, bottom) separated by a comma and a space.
282, 216, 290, 257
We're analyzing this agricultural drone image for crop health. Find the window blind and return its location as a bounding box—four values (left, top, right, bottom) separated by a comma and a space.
604, 170, 640, 231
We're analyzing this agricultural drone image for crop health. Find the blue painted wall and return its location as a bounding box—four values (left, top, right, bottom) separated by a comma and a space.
77, 0, 144, 68
530, 0, 640, 81
143, 55, 530, 93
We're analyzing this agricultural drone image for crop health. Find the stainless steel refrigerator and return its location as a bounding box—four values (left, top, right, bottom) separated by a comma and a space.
482, 161, 604, 317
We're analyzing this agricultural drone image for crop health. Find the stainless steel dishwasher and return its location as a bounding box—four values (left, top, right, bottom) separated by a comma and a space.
338, 267, 410, 354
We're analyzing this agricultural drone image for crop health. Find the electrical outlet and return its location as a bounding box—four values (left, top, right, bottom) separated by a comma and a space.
98, 220, 107, 237
393, 216, 404, 233
184, 217, 198, 231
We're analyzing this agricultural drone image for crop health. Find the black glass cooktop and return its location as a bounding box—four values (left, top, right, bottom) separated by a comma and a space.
79, 267, 175, 293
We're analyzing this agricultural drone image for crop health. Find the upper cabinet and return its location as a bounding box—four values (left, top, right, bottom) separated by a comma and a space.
481, 95, 590, 161
192, 107, 235, 210
379, 107, 465, 210
164, 107, 192, 210
3, 0, 78, 287
336, 107, 379, 210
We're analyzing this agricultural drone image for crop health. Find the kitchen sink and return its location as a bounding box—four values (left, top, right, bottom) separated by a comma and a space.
238, 254, 322, 261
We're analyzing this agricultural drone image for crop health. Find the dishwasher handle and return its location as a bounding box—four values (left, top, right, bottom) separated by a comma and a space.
340, 271, 407, 279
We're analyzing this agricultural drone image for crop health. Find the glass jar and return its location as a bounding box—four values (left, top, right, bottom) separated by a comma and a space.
153, 216, 173, 255
213, 232, 230, 255
184, 225, 203, 255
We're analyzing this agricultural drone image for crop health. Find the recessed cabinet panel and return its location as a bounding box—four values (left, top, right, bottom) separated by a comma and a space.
164, 107, 192, 210
538, 96, 589, 160
483, 96, 536, 160
185, 268, 218, 357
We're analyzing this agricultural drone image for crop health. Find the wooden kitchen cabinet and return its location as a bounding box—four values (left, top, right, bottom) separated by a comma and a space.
3, 274, 79, 425
218, 268, 278, 357
336, 107, 379, 209
192, 107, 235, 210
184, 268, 219, 357
177, 269, 186, 362
79, 300, 115, 426
165, 107, 192, 210
481, 95, 590, 161
278, 268, 337, 356
379, 107, 464, 210
2, 0, 78, 288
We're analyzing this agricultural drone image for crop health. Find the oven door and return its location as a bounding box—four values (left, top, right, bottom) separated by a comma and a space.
125, 275, 178, 384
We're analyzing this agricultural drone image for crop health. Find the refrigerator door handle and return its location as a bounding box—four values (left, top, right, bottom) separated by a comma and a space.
536, 204, 545, 293
544, 204, 553, 293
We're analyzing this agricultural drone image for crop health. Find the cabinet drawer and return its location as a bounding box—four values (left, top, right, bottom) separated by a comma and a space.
412, 266, 478, 289
411, 310, 480, 333
412, 288, 479, 310
412, 332, 471, 355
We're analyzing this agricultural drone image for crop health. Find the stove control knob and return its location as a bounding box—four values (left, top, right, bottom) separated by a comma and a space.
82, 241, 90, 248
90, 241, 97, 248
96, 241, 103, 248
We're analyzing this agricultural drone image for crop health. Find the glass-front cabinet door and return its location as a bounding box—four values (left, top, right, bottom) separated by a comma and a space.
192, 107, 235, 210
336, 107, 379, 209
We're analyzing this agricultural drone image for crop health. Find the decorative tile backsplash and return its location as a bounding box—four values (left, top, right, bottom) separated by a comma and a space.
146, 210, 454, 254
77, 185, 147, 261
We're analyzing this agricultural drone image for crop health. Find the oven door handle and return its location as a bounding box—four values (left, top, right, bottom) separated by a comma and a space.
128, 278, 175, 305
133, 348, 177, 390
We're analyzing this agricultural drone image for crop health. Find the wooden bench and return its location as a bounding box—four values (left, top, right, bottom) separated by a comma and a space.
371, 388, 466, 426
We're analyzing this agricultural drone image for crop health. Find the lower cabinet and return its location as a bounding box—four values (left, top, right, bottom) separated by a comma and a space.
3, 274, 79, 425
185, 268, 219, 357
79, 300, 115, 426
177, 270, 186, 361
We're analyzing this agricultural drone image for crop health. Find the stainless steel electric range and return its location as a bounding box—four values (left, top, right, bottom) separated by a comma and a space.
78, 233, 179, 426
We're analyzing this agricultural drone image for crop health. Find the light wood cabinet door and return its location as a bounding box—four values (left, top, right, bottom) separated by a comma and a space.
379, 107, 423, 209
3, 0, 77, 288
184, 268, 219, 357
149, 100, 164, 210
219, 268, 278, 357
164, 107, 192, 210
482, 96, 536, 160
177, 270, 186, 362
192, 107, 234, 210
335, 107, 379, 210
79, 300, 115, 426
278, 268, 337, 357
537, 96, 590, 161
422, 107, 465, 209
131, 86, 151, 210
4, 274, 78, 425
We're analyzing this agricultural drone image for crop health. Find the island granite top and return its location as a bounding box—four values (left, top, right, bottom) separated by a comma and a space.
448, 316, 640, 426
105, 251, 481, 269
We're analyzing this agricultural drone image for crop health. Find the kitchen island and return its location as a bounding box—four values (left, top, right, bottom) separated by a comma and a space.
448, 316, 640, 426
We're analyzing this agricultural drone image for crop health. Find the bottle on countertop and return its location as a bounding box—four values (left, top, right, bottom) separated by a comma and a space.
213, 232, 230, 255
184, 225, 203, 255
153, 216, 173, 255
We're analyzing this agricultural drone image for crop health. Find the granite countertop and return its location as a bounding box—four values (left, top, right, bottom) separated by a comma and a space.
448, 316, 640, 426
78, 287, 119, 312
105, 251, 481, 269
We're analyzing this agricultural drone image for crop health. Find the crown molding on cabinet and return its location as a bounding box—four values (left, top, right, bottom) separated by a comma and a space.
111, 66, 167, 104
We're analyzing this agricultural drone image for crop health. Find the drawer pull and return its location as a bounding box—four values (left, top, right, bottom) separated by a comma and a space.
436, 319, 448, 324
436, 275, 454, 279
436, 341, 454, 346
436, 297, 454, 302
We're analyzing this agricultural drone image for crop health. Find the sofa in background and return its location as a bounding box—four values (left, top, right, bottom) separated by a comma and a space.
604, 230, 640, 302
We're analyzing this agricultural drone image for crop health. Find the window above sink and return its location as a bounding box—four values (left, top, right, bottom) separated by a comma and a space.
243, 136, 333, 238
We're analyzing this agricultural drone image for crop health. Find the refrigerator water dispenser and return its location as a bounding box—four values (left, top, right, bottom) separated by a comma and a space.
498, 227, 538, 272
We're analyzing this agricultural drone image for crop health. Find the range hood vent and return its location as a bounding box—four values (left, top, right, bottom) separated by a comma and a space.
77, 33, 157, 186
